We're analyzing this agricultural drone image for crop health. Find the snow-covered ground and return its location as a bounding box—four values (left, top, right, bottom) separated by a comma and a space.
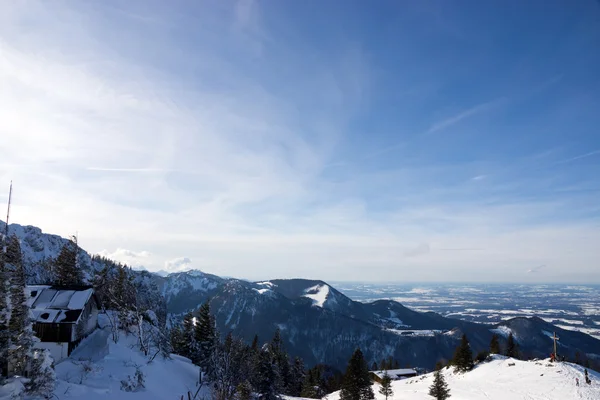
323, 356, 600, 400
304, 284, 330, 308
49, 315, 203, 400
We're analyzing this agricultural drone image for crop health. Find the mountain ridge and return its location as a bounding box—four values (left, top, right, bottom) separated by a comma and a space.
3, 220, 600, 371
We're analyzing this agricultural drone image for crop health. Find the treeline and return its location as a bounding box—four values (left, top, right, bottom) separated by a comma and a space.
170, 302, 311, 399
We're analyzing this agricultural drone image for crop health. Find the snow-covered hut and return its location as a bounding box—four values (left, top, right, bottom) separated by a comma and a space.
370, 368, 418, 382
26, 285, 100, 362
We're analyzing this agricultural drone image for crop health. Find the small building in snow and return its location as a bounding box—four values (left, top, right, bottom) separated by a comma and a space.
370, 368, 418, 382
27, 285, 100, 362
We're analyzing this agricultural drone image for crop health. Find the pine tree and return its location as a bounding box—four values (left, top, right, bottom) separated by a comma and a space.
371, 362, 378, 371
249, 334, 261, 389
428, 369, 451, 400
181, 313, 197, 363
195, 301, 216, 376
489, 334, 500, 354
6, 235, 34, 376
506, 333, 518, 359
237, 380, 253, 400
378, 371, 393, 400
340, 348, 374, 400
270, 328, 291, 394
452, 334, 474, 373
170, 324, 186, 356
301, 368, 320, 399
54, 236, 83, 286
26, 349, 56, 397
289, 357, 305, 396
257, 348, 279, 400
251, 334, 259, 352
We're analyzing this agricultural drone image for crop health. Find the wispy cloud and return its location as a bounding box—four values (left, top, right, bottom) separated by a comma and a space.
555, 150, 600, 165
527, 264, 546, 273
97, 248, 152, 268
427, 98, 504, 134
165, 257, 193, 272
87, 167, 174, 173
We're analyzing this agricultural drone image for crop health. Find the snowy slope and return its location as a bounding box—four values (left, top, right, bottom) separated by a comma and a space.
324, 356, 600, 400
303, 284, 330, 307
51, 316, 204, 400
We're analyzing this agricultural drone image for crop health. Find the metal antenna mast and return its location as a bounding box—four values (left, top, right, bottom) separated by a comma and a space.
3, 181, 12, 252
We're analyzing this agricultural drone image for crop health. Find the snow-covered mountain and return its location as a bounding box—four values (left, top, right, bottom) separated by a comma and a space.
4, 220, 600, 371
323, 355, 600, 400
168, 270, 600, 370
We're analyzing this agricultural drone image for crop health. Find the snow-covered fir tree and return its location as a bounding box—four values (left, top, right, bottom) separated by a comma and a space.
195, 301, 216, 374
6, 235, 34, 376
180, 312, 198, 363
26, 349, 55, 397
256, 347, 279, 400
54, 236, 83, 286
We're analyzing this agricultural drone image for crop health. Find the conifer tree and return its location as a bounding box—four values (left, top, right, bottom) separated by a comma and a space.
251, 334, 259, 352
257, 348, 279, 400
289, 356, 305, 396
506, 333, 518, 359
489, 334, 500, 354
169, 324, 186, 356
249, 334, 261, 389
378, 371, 393, 400
26, 349, 56, 397
340, 348, 374, 400
270, 328, 291, 393
181, 313, 197, 363
301, 368, 320, 399
371, 362, 378, 371
6, 235, 34, 376
452, 334, 474, 373
54, 236, 83, 286
428, 369, 451, 399
195, 301, 216, 375
237, 380, 253, 400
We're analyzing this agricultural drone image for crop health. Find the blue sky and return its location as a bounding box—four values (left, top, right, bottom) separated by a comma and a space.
1, 0, 599, 282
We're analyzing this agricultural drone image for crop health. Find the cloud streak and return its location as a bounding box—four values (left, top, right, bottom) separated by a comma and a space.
427, 98, 504, 134
555, 150, 600, 165
527, 265, 546, 274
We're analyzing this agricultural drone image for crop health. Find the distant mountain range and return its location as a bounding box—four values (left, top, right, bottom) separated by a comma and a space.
3, 220, 600, 370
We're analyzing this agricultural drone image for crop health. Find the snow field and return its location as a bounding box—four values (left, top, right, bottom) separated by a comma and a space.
324, 356, 600, 400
